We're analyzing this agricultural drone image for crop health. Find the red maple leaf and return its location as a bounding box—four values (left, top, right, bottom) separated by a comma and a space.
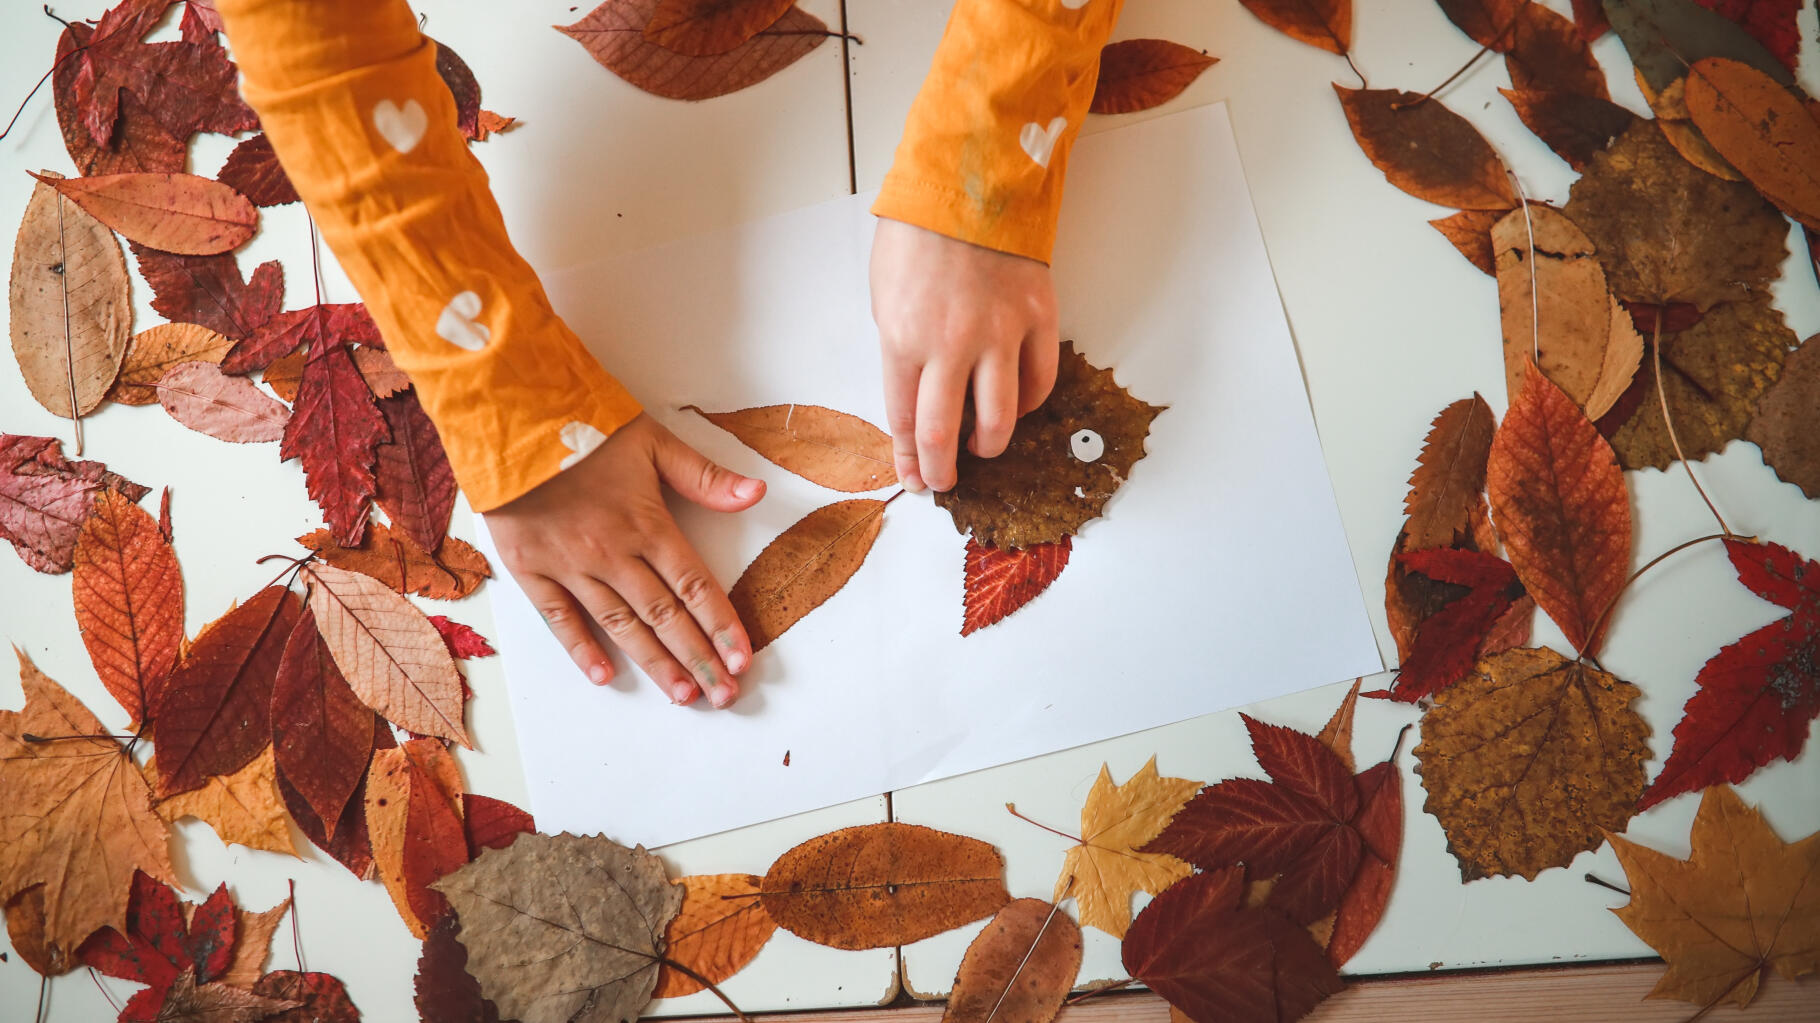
0, 434, 148, 573
375, 391, 456, 554
223, 302, 380, 375
63, 0, 256, 150
281, 341, 390, 545
180, 0, 226, 42
131, 244, 284, 342
1386, 548, 1525, 702
78, 872, 238, 1022
216, 133, 299, 207
429, 616, 497, 661
461, 794, 534, 859
1638, 540, 1820, 810
1695, 0, 1801, 73
961, 535, 1071, 635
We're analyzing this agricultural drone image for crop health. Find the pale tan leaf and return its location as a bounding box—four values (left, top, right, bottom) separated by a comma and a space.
10, 177, 132, 419
1492, 206, 1618, 415
1585, 296, 1643, 421
156, 361, 291, 442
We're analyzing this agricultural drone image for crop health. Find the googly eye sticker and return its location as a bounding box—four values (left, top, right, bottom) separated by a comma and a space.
1070, 428, 1105, 463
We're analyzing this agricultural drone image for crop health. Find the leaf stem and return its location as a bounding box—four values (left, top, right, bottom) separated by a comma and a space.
0, 40, 89, 142
1649, 312, 1731, 535
1583, 872, 1630, 897
1064, 976, 1137, 1005
1576, 533, 1736, 663
1004, 802, 1083, 845
1395, 10, 1524, 110
657, 956, 749, 1021
21, 731, 137, 743
289, 878, 304, 973
41, 5, 71, 30
1343, 50, 1366, 89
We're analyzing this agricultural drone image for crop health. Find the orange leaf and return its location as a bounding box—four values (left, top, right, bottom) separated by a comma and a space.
729, 497, 888, 652
1335, 87, 1517, 210
219, 895, 291, 988
30, 170, 256, 256
366, 739, 466, 938
558, 0, 827, 101
1400, 394, 1496, 552
110, 323, 235, 405
1684, 57, 1820, 231
4, 885, 78, 977
1235, 0, 1351, 55
944, 898, 1082, 1023
297, 523, 492, 601
1485, 362, 1631, 657
643, 0, 797, 57
153, 745, 299, 857
687, 403, 895, 491
1428, 208, 1502, 275
652, 873, 777, 997
72, 488, 183, 726
1089, 40, 1217, 115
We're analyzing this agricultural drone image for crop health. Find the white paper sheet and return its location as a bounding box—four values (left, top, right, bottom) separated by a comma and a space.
478, 104, 1382, 847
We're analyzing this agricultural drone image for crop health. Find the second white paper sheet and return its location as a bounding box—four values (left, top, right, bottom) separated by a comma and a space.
481, 104, 1382, 847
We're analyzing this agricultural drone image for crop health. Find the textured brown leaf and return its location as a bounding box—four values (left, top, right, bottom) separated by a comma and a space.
156, 970, 300, 1023
129, 245, 284, 342
110, 322, 235, 405
558, 0, 828, 100
761, 822, 1010, 950
0, 434, 147, 573
942, 898, 1082, 1023
730, 498, 888, 653
1492, 205, 1635, 418
253, 970, 361, 1023
1747, 334, 1820, 498
153, 745, 299, 857
374, 391, 456, 553
10, 177, 133, 419
298, 523, 492, 600
434, 832, 683, 1023
216, 133, 299, 207
1428, 208, 1504, 275
1335, 86, 1516, 210
644, 0, 798, 56
688, 403, 894, 491
1400, 394, 1496, 552
305, 563, 471, 746
1415, 646, 1650, 880
1234, 0, 1350, 55
652, 873, 777, 997
1502, 88, 1640, 171
5, 885, 78, 976
73, 488, 182, 726
1684, 57, 1820, 230
157, 361, 291, 442
31, 171, 256, 256
271, 610, 376, 840
1502, 2, 1608, 98
1089, 40, 1218, 115
1640, 73, 1743, 182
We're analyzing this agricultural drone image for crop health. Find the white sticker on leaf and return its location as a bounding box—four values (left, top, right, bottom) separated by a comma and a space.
1070, 429, 1104, 463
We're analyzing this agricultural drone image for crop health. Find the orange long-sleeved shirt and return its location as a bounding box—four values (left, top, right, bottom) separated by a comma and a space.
215, 0, 1123, 512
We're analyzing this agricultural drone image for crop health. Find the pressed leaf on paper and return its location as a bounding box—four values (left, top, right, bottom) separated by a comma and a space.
761, 822, 1010, 949
271, 610, 377, 836
1502, 88, 1639, 170
431, 615, 497, 660
110, 322, 236, 405
730, 498, 888, 653
79, 873, 238, 1009
1055, 757, 1200, 938
153, 746, 298, 857
354, 346, 411, 398
157, 361, 292, 443
1335, 87, 1516, 210
1606, 785, 1818, 1012
1693, 0, 1801, 74
652, 873, 777, 998
10, 177, 133, 420
0, 434, 147, 573
216, 133, 300, 207
30, 171, 257, 256
1234, 0, 1350, 56
72, 488, 182, 725
558, 0, 829, 101
276, 714, 389, 880
51, 21, 186, 177
283, 340, 390, 545
227, 303, 382, 374
461, 793, 535, 858
942, 898, 1082, 1023
1429, 209, 1506, 276
1748, 335, 1820, 498
221, 895, 292, 988
1640, 73, 1744, 182
687, 403, 895, 492
129, 245, 283, 341
367, 739, 468, 937
54, 0, 255, 151
962, 535, 1071, 636
1683, 57, 1820, 231
1415, 646, 1650, 880
374, 391, 457, 553
157, 970, 301, 1022
643, 0, 799, 56
1502, 2, 1609, 99
1328, 757, 1402, 967
1088, 40, 1217, 115
298, 522, 492, 600
433, 832, 684, 1023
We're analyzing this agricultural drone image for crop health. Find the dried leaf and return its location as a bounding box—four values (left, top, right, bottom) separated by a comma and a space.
354, 345, 411, 397
216, 133, 299, 207
55, 0, 255, 150
1503, 2, 1609, 98
79, 872, 233, 999
157, 970, 300, 1022
0, 650, 175, 952
1315, 681, 1361, 772
558, 0, 828, 101
961, 535, 1071, 636
276, 717, 386, 880
1401, 395, 1496, 553
687, 403, 895, 491
1056, 758, 1200, 938
652, 873, 777, 997
1089, 40, 1218, 115
1572, 0, 1610, 39
1502, 88, 1640, 171
1603, 0, 1794, 95
0, 434, 147, 573
461, 794, 535, 858
305, 563, 471, 746
1492, 205, 1631, 416
416, 911, 502, 1023
5, 885, 78, 977
130, 245, 284, 341
1684, 57, 1820, 230
1415, 646, 1650, 880
1335, 87, 1516, 210
31, 171, 256, 256
72, 488, 182, 725
1328, 758, 1402, 967
111, 322, 235, 405
942, 898, 1082, 1023
1693, 0, 1801, 74
1390, 549, 1524, 702
434, 832, 684, 1023
154, 746, 299, 857
475, 110, 517, 139
157, 361, 292, 442
10, 177, 133, 419
298, 523, 492, 600
1747, 334, 1820, 498
938, 342, 1163, 549
644, 0, 799, 56
375, 391, 457, 553
1429, 209, 1503, 275
1640, 72, 1744, 182
1607, 785, 1818, 1011
227, 302, 379, 375
263, 349, 305, 402
51, 22, 186, 177
430, 616, 497, 660
153, 586, 302, 795
220, 895, 291, 988
433, 40, 484, 141
271, 610, 377, 836
283, 341, 390, 546
761, 822, 1010, 949
1233, 0, 1351, 54
367, 739, 468, 937
253, 970, 361, 1023
730, 497, 888, 652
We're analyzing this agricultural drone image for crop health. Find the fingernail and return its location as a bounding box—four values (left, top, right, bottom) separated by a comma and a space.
715, 632, 748, 673
735, 478, 762, 500
670, 680, 697, 703
709, 683, 737, 708
588, 663, 611, 686
900, 468, 925, 493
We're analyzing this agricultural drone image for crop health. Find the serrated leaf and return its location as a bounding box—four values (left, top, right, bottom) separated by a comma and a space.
961, 535, 1070, 636
73, 488, 183, 725
1055, 757, 1200, 938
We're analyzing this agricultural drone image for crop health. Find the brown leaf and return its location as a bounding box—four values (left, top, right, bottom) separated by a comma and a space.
73, 488, 183, 726
1492, 206, 1633, 418
1502, 88, 1640, 170
271, 611, 376, 840
760, 822, 1011, 949
433, 832, 683, 1023
1400, 395, 1496, 552
30, 171, 256, 256
153, 745, 299, 857
1684, 57, 1820, 230
1415, 646, 1650, 880
1234, 0, 1350, 55
688, 403, 894, 491
263, 348, 305, 403
1428, 208, 1503, 275
643, 0, 798, 56
1316, 680, 1362, 773
415, 911, 501, 1023
219, 895, 291, 988
652, 873, 777, 997
297, 523, 492, 600
304, 563, 472, 746
157, 361, 292, 442
1605, 0, 1796, 96
942, 898, 1082, 1023
1747, 333, 1820, 498
252, 970, 361, 1023
1502, 2, 1608, 98
354, 346, 411, 398
730, 497, 888, 653
558, 0, 828, 101
1335, 87, 1516, 210
1089, 39, 1218, 115
5, 886, 78, 977
156, 970, 300, 1023
1640, 73, 1743, 182
110, 322, 235, 405
10, 177, 133, 419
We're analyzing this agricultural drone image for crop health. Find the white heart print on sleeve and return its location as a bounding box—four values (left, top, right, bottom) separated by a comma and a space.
1020, 117, 1068, 169
436, 291, 491, 350
1060, 0, 1091, 7
373, 98, 429, 153
559, 422, 608, 470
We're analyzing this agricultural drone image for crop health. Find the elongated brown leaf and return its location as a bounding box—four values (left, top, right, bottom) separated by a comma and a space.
688, 403, 894, 491
1401, 395, 1495, 552
730, 498, 888, 652
1235, 0, 1350, 55
1335, 87, 1517, 210
643, 0, 797, 56
10, 177, 133, 419
1747, 334, 1820, 499
760, 822, 1010, 950
304, 563, 471, 746
110, 323, 235, 405
558, 0, 827, 101
652, 874, 777, 997
156, 361, 291, 442
1089, 40, 1218, 116
73, 488, 182, 726
1492, 206, 1626, 416
1684, 57, 1820, 230
271, 611, 375, 841
942, 898, 1082, 1023
30, 171, 256, 256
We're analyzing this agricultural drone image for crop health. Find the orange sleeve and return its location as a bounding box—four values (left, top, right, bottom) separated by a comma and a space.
214, 0, 642, 513
872, 0, 1126, 265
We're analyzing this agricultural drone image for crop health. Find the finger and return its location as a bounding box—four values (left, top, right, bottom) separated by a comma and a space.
915, 361, 970, 492
570, 575, 699, 705
653, 427, 765, 512
882, 348, 925, 492
612, 559, 739, 709
643, 521, 751, 678
1018, 327, 1061, 417
520, 576, 615, 687
970, 349, 1020, 458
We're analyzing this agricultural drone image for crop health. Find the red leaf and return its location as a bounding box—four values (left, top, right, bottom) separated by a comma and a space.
0, 434, 148, 574
222, 302, 379, 375
415, 912, 501, 1023
1638, 540, 1819, 810
435, 41, 484, 142
961, 536, 1071, 635
152, 586, 301, 795
276, 742, 379, 880
402, 768, 470, 932
430, 616, 497, 661
1388, 548, 1524, 702
72, 488, 184, 725
461, 794, 534, 859
130, 245, 284, 342
557, 0, 829, 101
271, 612, 377, 840
252, 970, 360, 1023
216, 134, 299, 207
53, 24, 185, 176
181, 884, 236, 983
180, 0, 226, 42
375, 391, 456, 553
1121, 867, 1343, 1023
63, 0, 256, 149
1694, 0, 1801, 74
1242, 714, 1359, 819
78, 871, 188, 992
31, 171, 257, 256
1328, 759, 1403, 967
281, 342, 390, 546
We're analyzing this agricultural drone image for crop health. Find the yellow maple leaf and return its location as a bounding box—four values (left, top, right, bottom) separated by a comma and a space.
154, 745, 300, 858
1607, 785, 1820, 1011
1053, 756, 1201, 938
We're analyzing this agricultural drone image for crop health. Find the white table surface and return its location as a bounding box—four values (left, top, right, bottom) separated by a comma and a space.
2, 1, 1818, 1020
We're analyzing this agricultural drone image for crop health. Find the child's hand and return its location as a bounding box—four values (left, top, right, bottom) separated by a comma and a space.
483, 413, 764, 707
870, 218, 1060, 492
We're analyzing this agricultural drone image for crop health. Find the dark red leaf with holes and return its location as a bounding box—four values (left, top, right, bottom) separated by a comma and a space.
461, 794, 535, 859
415, 912, 502, 1023
281, 341, 390, 545
375, 391, 456, 553
961, 536, 1071, 635
1389, 548, 1525, 702
0, 434, 148, 573
216, 134, 300, 207
130, 245, 285, 343
61, 0, 256, 150
271, 611, 376, 841
253, 970, 361, 1022
77, 871, 188, 991
430, 616, 497, 661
